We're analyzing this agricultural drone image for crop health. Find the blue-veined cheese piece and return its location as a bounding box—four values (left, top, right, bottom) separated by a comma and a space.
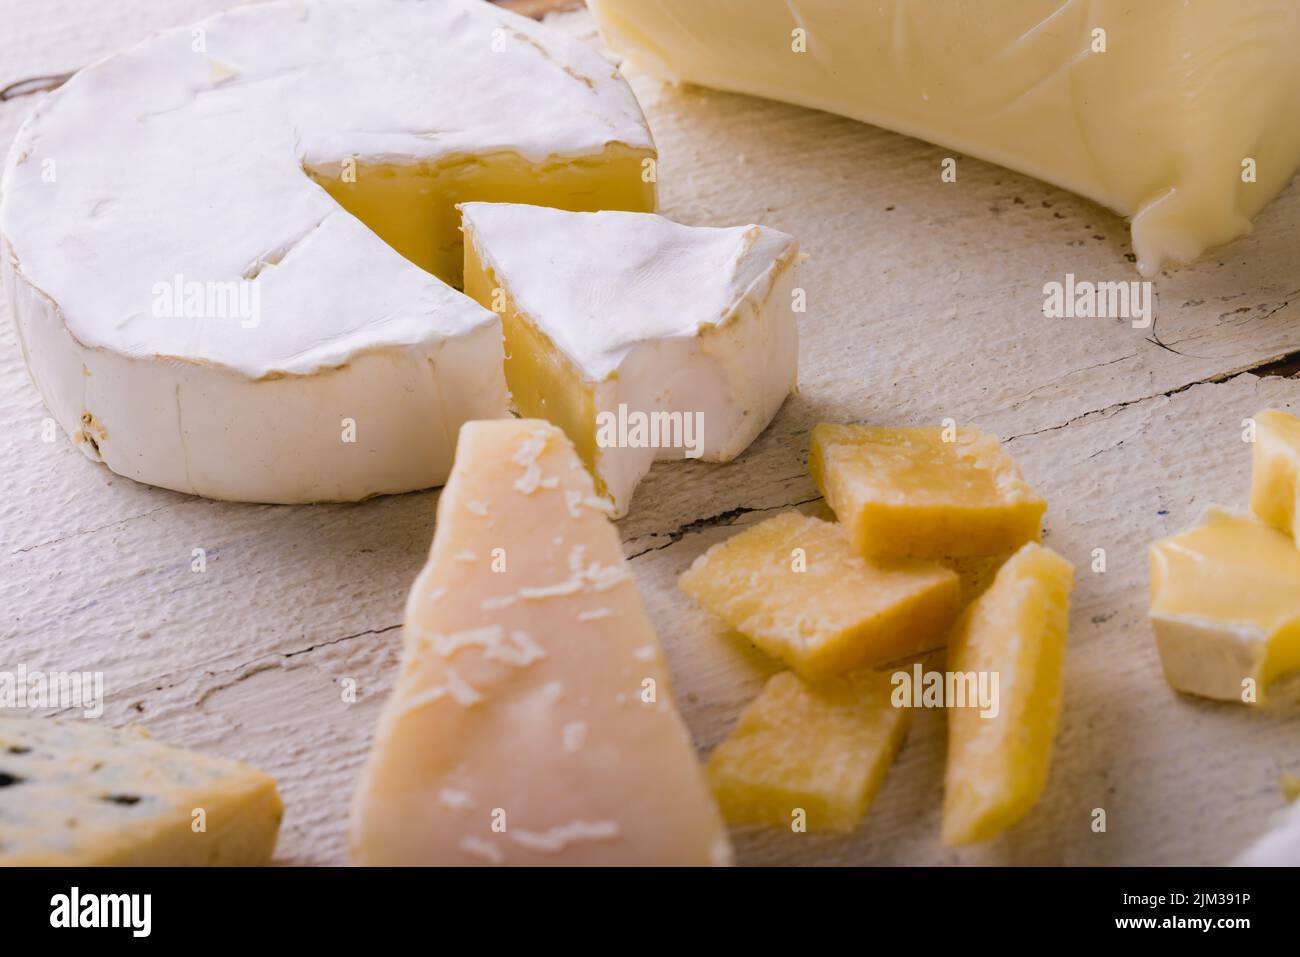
0, 717, 282, 865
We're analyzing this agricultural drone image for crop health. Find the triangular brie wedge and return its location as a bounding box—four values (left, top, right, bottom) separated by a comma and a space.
460, 203, 801, 517
351, 419, 732, 866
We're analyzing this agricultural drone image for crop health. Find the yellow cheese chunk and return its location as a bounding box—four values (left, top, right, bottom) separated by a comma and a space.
0, 717, 282, 866
943, 542, 1074, 845
311, 144, 654, 288
1249, 408, 1300, 544
1149, 509, 1300, 703
679, 511, 960, 680
1283, 774, 1300, 803
351, 419, 730, 866
707, 670, 911, 833
810, 423, 1045, 559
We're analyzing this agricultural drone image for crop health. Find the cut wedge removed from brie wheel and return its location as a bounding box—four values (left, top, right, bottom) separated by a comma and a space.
589, 0, 1300, 276
461, 202, 801, 516
0, 0, 655, 503
351, 419, 731, 866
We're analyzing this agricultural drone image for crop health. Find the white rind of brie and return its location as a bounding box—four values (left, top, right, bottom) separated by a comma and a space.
460, 203, 800, 517
589, 0, 1300, 277
1149, 615, 1274, 704
0, 0, 655, 502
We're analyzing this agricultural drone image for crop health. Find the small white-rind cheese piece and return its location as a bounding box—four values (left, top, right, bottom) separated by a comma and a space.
1148, 508, 1300, 703
350, 419, 731, 866
0, 0, 655, 502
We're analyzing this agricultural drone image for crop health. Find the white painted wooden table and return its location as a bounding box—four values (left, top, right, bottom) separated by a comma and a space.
3, 0, 1298, 866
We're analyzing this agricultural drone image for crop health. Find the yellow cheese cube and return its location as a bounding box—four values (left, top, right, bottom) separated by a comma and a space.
1149, 509, 1300, 703
1250, 408, 1300, 544
679, 511, 960, 680
809, 423, 1046, 559
943, 542, 1074, 845
707, 670, 911, 833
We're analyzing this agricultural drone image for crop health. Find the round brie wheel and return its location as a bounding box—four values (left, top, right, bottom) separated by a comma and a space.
0, 0, 655, 502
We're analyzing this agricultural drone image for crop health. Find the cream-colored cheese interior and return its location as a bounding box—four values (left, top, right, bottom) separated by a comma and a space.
1150, 511, 1300, 632
461, 236, 605, 491
311, 144, 654, 287
1150, 510, 1300, 689
1250, 408, 1300, 542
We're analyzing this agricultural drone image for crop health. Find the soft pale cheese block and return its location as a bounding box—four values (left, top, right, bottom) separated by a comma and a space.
943, 542, 1074, 846
461, 202, 800, 517
707, 670, 911, 833
1148, 509, 1300, 703
351, 419, 730, 866
0, 0, 656, 503
589, 0, 1300, 277
1250, 409, 1300, 543
0, 717, 282, 866
810, 424, 1045, 559
679, 511, 960, 681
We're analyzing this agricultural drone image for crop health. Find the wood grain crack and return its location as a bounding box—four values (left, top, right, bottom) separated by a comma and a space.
186, 623, 402, 707
11, 503, 176, 555
1006, 357, 1297, 445
43, 623, 403, 719
1146, 291, 1297, 359
626, 495, 823, 560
